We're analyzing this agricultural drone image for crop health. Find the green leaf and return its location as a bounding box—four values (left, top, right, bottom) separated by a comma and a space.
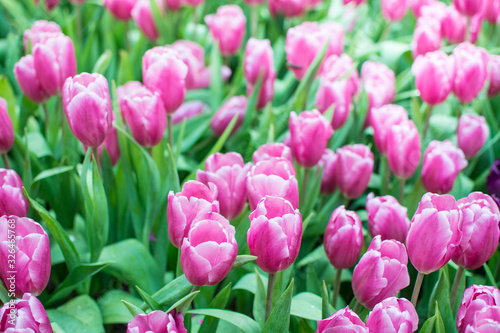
0, 281, 9, 303
253, 269, 266, 327
98, 290, 143, 324
0, 75, 18, 130
262, 279, 294, 333
27, 132, 52, 158
146, 274, 193, 310
484, 263, 498, 288
199, 283, 233, 333
428, 268, 456, 333
420, 302, 446, 333
167, 290, 200, 313
322, 281, 330, 319
122, 300, 146, 318
210, 43, 223, 110
234, 273, 268, 295
48, 295, 104, 333
51, 322, 67, 333
232, 255, 258, 269
32, 166, 74, 184
92, 50, 112, 74
291, 292, 333, 321
136, 286, 163, 311
187, 309, 261, 333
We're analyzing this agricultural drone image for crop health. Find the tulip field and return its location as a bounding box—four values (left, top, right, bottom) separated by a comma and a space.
2, 0, 500, 331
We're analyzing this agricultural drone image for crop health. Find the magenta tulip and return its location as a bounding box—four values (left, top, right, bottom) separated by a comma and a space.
34, 0, 59, 10
0, 98, 14, 155
441, 5, 468, 44
247, 196, 302, 274
0, 169, 29, 217
13, 55, 50, 103
171, 101, 209, 125
210, 96, 247, 137
97, 119, 120, 166
452, 43, 489, 104
317, 307, 369, 332
269, 0, 307, 17
371, 104, 408, 155
387, 120, 421, 179
117, 81, 151, 120
253, 143, 293, 165
165, 0, 182, 11
361, 61, 396, 122
323, 206, 363, 269
183, 0, 204, 7
336, 144, 374, 199
23, 20, 62, 52
127, 310, 186, 333
132, 0, 163, 40
412, 0, 437, 17
352, 236, 410, 309
381, 0, 410, 22
318, 149, 338, 195
411, 17, 442, 58
458, 114, 489, 159
457, 285, 500, 333
366, 297, 418, 333
245, 0, 266, 5
488, 55, 500, 97
483, 0, 500, 24
181, 212, 237, 286
344, 0, 367, 5
104, 0, 137, 20
0, 294, 52, 332
244, 38, 275, 86
366, 193, 410, 243
453, 0, 485, 17
464, 306, 500, 332
167, 180, 219, 249
205, 5, 246, 56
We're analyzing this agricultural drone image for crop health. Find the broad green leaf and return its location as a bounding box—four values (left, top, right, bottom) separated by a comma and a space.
210, 43, 223, 110
253, 269, 266, 327
136, 286, 163, 311
188, 309, 261, 333
234, 273, 269, 295
232, 255, 258, 269
167, 290, 200, 313
0, 75, 18, 130
27, 132, 52, 158
262, 279, 294, 333
145, 274, 193, 310
0, 281, 9, 303
98, 290, 143, 324
51, 323, 66, 333
48, 295, 104, 333
420, 302, 446, 333
92, 50, 112, 74
291, 292, 334, 321
428, 268, 456, 333
32, 166, 74, 184
322, 281, 330, 319
199, 283, 233, 333
122, 300, 146, 317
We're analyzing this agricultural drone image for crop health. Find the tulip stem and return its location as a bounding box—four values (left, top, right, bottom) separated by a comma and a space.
176, 248, 183, 277
147, 147, 153, 157
352, 300, 361, 313
1, 153, 11, 169
92, 147, 101, 171
450, 266, 465, 310
167, 114, 174, 151
265, 273, 276, 321
42, 103, 49, 136
332, 269, 342, 309
251, 5, 258, 37
399, 178, 406, 203
75, 4, 83, 45
300, 168, 311, 208
423, 105, 433, 139
124, 20, 130, 51
411, 272, 425, 308
381, 155, 390, 195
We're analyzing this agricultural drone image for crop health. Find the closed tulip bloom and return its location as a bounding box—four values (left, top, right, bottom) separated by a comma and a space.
142, 47, 188, 113
352, 236, 410, 309
487, 159, 500, 208
0, 169, 29, 217
14, 55, 50, 104
324, 206, 363, 269
181, 212, 238, 286
453, 0, 485, 17
458, 114, 489, 159
183, 0, 204, 7
452, 192, 500, 270
127, 310, 186, 333
98, 120, 120, 166
286, 21, 344, 80
412, 0, 437, 17
246, 158, 299, 211
371, 104, 408, 155
483, 0, 500, 24
117, 81, 150, 120
464, 306, 500, 333
269, 0, 307, 17
406, 193, 461, 274
62, 73, 113, 148
387, 120, 421, 179
205, 5, 246, 56
488, 55, 500, 97
289, 110, 333, 168
247, 74, 276, 109
412, 50, 455, 105
167, 180, 219, 249
132, 0, 163, 40
104, 0, 137, 20
452, 43, 489, 104
245, 0, 266, 5
361, 61, 396, 123
164, 0, 182, 11
411, 17, 442, 58
367, 193, 410, 243
0, 98, 14, 154
336, 144, 374, 199
0, 293, 52, 333
422, 140, 468, 194
317, 307, 369, 332
171, 101, 209, 125
253, 143, 293, 164
245, 38, 275, 85
366, 297, 418, 333
381, 0, 410, 22
34, 0, 59, 10
320, 54, 359, 95
210, 96, 247, 137
247, 196, 302, 274
0, 216, 51, 298
23, 20, 62, 52
441, 5, 468, 44
457, 285, 500, 333
420, 1, 448, 21
318, 149, 338, 195
197, 153, 251, 220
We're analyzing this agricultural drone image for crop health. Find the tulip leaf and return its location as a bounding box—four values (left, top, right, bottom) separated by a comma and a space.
232, 255, 258, 269
420, 302, 446, 333
143, 274, 193, 310
92, 49, 112, 75
122, 300, 146, 318
262, 279, 294, 333
291, 292, 334, 321
484, 263, 498, 288
322, 281, 330, 318
0, 281, 9, 304
32, 166, 74, 184
168, 290, 200, 314
98, 290, 143, 324
0, 75, 18, 130
136, 286, 163, 311
253, 269, 266, 327
187, 309, 261, 333
428, 268, 456, 333
234, 273, 269, 295
199, 283, 233, 332
51, 323, 67, 333
47, 295, 104, 333
210, 42, 223, 110
243, 74, 264, 131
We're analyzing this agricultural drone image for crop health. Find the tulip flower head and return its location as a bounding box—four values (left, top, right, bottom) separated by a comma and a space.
458, 114, 489, 159
457, 285, 500, 333
0, 294, 52, 332
336, 144, 374, 199
205, 5, 247, 56
366, 193, 410, 243
366, 297, 419, 333
0, 98, 14, 155
0, 168, 29, 217
317, 307, 369, 332
126, 310, 187, 333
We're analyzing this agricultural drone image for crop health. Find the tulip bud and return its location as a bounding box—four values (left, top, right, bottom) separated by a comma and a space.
441, 5, 468, 44
244, 38, 275, 86
0, 216, 51, 298
361, 61, 396, 123
387, 120, 421, 179
0, 169, 29, 217
371, 104, 408, 155
181, 212, 237, 286
269, 0, 307, 17
247, 158, 299, 211
318, 149, 338, 195
183, 0, 204, 7
489, 55, 500, 97
458, 114, 489, 159
324, 206, 363, 269
167, 180, 219, 249
253, 143, 293, 164
210, 96, 247, 137
453, 0, 485, 17
104, 0, 137, 20
422, 140, 468, 194
62, 73, 113, 148
197, 152, 252, 220
98, 120, 120, 166
381, 0, 410, 22
411, 17, 442, 58
0, 98, 14, 154
406, 193, 462, 274
24, 20, 62, 52
247, 196, 302, 274
412, 50, 455, 105
117, 81, 150, 120
464, 306, 500, 332
412, 0, 437, 17
289, 110, 333, 168
487, 158, 500, 209
483, 0, 500, 24
317, 307, 369, 332
286, 21, 344, 80
366, 193, 410, 243
205, 5, 246, 56
336, 144, 374, 199
366, 297, 419, 332
34, 0, 59, 11
13, 55, 50, 104
171, 101, 209, 125
452, 43, 489, 104
457, 285, 500, 333
127, 310, 186, 333
132, 0, 164, 40
0, 294, 52, 332
142, 47, 188, 113
352, 236, 410, 309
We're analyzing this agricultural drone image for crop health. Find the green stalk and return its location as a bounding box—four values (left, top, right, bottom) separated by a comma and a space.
92, 147, 101, 172
352, 300, 361, 313
399, 178, 406, 203
411, 272, 425, 308
251, 5, 258, 37
332, 269, 342, 309
423, 104, 433, 139
265, 273, 277, 321
300, 167, 311, 208
450, 266, 465, 310
168, 114, 174, 151
1, 153, 11, 169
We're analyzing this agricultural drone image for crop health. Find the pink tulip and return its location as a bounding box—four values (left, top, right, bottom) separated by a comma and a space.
451, 192, 500, 270
458, 114, 489, 159
205, 5, 246, 56
181, 212, 237, 286
406, 192, 461, 274
0, 294, 52, 332
336, 144, 374, 199
412, 50, 455, 105
422, 140, 468, 194
210, 96, 247, 137
269, 0, 307, 17
97, 120, 120, 166
0, 98, 14, 154
441, 5, 468, 44
352, 236, 410, 309
246, 158, 299, 211
165, 0, 182, 11
361, 61, 396, 124
13, 55, 50, 103
452, 42, 489, 104
183, 0, 204, 7
411, 17, 442, 58
104, 0, 137, 20
247, 73, 276, 109
247, 196, 302, 274
366, 193, 410, 243
0, 169, 29, 217
343, 0, 367, 5
286, 21, 344, 80
469, 12, 483, 44
483, 0, 500, 24
171, 101, 209, 125
488, 55, 500, 97
62, 73, 113, 148
323, 206, 363, 269
320, 54, 359, 96
464, 306, 500, 332
381, 0, 410, 22
142, 47, 188, 113
197, 152, 251, 220
317, 307, 369, 332
127, 310, 186, 333
318, 149, 338, 195
253, 143, 293, 164
457, 285, 500, 333
412, 0, 437, 17
34, 0, 59, 11
117, 81, 151, 120
23, 20, 62, 52
453, 0, 485, 17
387, 120, 421, 179
0, 216, 51, 298
366, 297, 418, 333
167, 180, 219, 249
371, 104, 408, 155
420, 1, 448, 22
289, 110, 333, 168
244, 0, 266, 5
244, 38, 275, 86
132, 0, 163, 40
